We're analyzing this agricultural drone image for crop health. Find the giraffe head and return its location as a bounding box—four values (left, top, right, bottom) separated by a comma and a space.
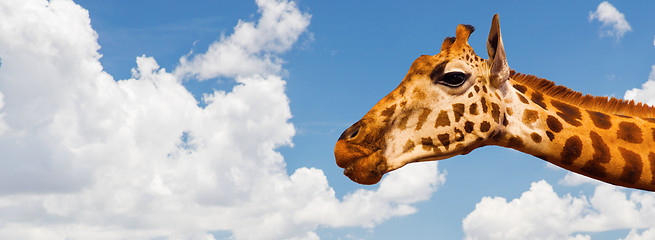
335, 14, 511, 184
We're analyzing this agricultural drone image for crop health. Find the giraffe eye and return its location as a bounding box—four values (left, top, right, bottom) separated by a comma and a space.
437, 72, 469, 87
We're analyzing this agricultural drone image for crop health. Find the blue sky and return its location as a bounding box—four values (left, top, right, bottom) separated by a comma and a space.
0, 0, 655, 239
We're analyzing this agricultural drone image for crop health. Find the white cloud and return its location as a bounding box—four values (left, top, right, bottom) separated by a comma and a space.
559, 172, 604, 186
589, 1, 632, 39
294, 162, 444, 229
0, 91, 7, 136
462, 181, 589, 240
622, 228, 655, 240
174, 0, 311, 80
463, 181, 655, 240
0, 0, 445, 239
624, 65, 655, 106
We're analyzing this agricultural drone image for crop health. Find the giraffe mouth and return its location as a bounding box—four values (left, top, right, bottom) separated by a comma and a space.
334, 139, 388, 185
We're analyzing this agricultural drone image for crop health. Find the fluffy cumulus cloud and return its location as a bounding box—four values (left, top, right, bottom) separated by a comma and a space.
0, 0, 445, 239
588, 1, 632, 40
463, 181, 655, 240
625, 65, 655, 105
559, 172, 605, 186
174, 0, 310, 80
623, 228, 655, 240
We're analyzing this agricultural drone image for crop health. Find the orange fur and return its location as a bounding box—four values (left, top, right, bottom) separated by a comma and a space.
510, 70, 655, 118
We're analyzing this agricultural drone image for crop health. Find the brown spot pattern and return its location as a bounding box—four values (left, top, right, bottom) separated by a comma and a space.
480, 121, 491, 132
421, 137, 433, 148
587, 110, 612, 130
517, 92, 529, 104
469, 103, 479, 115
386, 94, 396, 101
482, 85, 488, 93
464, 121, 474, 133
415, 109, 432, 131
398, 115, 410, 130
453, 104, 465, 122
617, 122, 643, 144
435, 111, 450, 128
530, 132, 542, 143
437, 134, 451, 150
381, 104, 396, 122
551, 100, 582, 126
513, 84, 527, 93
522, 109, 539, 125
481, 97, 488, 113
403, 140, 415, 153
546, 115, 563, 133
399, 86, 406, 95
618, 147, 643, 184
560, 136, 582, 165
468, 92, 474, 98
580, 131, 610, 178
474, 85, 480, 93
491, 103, 500, 124
507, 107, 514, 116
546, 131, 555, 141
531, 92, 548, 110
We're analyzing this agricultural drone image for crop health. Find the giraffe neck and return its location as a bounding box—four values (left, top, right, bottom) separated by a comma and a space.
493, 76, 655, 191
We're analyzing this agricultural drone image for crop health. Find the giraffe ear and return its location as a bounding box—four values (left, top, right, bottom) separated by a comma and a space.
487, 14, 509, 87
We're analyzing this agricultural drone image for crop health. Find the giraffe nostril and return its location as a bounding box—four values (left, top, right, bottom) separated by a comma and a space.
348, 128, 359, 139
339, 122, 362, 141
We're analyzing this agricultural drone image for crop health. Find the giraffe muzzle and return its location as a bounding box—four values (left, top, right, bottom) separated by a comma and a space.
335, 121, 388, 185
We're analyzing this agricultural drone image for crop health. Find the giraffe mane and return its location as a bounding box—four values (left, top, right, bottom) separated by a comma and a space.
510, 70, 655, 119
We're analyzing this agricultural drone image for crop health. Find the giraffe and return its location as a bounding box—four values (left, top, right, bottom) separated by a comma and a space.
334, 14, 655, 191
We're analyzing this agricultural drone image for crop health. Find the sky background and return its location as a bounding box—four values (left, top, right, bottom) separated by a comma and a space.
0, 0, 654, 239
